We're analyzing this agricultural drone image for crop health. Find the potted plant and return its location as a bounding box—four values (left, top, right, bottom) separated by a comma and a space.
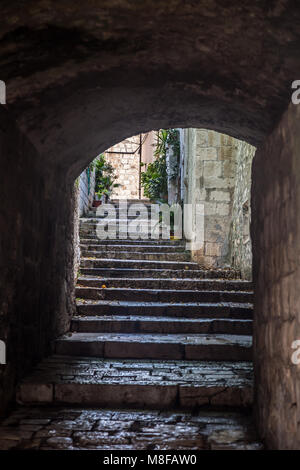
93, 154, 119, 206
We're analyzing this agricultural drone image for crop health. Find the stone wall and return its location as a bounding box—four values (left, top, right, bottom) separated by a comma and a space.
252, 103, 300, 449
78, 167, 95, 216
229, 141, 256, 279
0, 107, 75, 417
105, 132, 156, 200
105, 135, 141, 200
73, 181, 81, 281
182, 128, 255, 275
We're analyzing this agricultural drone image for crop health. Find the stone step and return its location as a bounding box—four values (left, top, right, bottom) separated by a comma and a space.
87, 207, 154, 216
80, 238, 184, 246
85, 211, 152, 218
55, 333, 252, 361
75, 286, 253, 303
80, 219, 152, 225
79, 231, 173, 241
71, 316, 252, 335
79, 224, 172, 238
80, 250, 190, 261
80, 267, 241, 279
110, 199, 151, 205
0, 405, 262, 450
80, 244, 186, 253
76, 300, 252, 319
90, 199, 151, 207
16, 356, 253, 410
77, 276, 253, 291
80, 258, 200, 270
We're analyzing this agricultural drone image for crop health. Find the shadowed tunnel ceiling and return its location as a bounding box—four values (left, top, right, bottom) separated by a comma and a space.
1, 0, 300, 177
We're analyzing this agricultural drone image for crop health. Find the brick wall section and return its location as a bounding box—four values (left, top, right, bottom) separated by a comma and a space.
252, 103, 300, 449
0, 108, 75, 416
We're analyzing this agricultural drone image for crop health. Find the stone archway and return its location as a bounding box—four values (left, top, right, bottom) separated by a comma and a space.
0, 1, 300, 449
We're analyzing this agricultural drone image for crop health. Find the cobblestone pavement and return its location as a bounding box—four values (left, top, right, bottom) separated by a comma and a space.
0, 407, 262, 450
17, 356, 253, 409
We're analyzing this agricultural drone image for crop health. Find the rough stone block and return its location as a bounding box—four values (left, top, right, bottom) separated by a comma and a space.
203, 161, 222, 178
17, 383, 53, 404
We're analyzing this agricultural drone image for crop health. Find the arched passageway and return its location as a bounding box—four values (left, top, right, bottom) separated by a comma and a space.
0, 1, 300, 449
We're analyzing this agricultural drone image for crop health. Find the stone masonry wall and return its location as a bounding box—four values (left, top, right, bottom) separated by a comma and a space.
78, 167, 96, 216
0, 107, 75, 417
105, 135, 141, 200
252, 103, 300, 449
183, 129, 236, 268
182, 128, 255, 276
229, 141, 256, 279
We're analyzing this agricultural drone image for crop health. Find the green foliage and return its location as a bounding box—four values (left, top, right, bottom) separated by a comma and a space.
140, 129, 181, 201
141, 130, 168, 201
94, 154, 119, 200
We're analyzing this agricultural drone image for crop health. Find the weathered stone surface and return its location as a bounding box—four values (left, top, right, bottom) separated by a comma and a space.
0, 406, 262, 450
72, 315, 252, 335
80, 249, 191, 261
16, 356, 253, 408
0, 107, 75, 416
229, 140, 256, 280
16, 383, 53, 405
81, 257, 199, 270
252, 103, 300, 449
75, 286, 252, 303
55, 332, 252, 361
76, 299, 252, 319
0, 3, 299, 448
182, 128, 255, 271
80, 266, 242, 279
77, 275, 253, 290
1, 0, 299, 163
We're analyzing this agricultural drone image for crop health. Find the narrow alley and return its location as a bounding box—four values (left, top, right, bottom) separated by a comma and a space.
0, 199, 260, 450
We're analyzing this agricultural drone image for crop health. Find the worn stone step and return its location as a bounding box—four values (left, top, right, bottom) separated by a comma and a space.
77, 276, 253, 291
80, 258, 200, 270
80, 244, 186, 253
83, 212, 151, 219
75, 286, 253, 303
80, 267, 241, 279
71, 316, 252, 335
80, 250, 190, 261
80, 219, 151, 225
16, 356, 253, 410
55, 333, 252, 361
110, 199, 151, 205
79, 232, 172, 241
85, 210, 152, 218
79, 238, 184, 246
0, 404, 262, 450
76, 300, 252, 319
90, 200, 152, 209
79, 224, 173, 238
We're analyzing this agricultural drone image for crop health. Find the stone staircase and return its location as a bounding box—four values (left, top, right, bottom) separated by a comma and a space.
0, 200, 261, 450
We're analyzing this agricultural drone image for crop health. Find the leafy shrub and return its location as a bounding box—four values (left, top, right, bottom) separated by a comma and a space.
94, 154, 119, 200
